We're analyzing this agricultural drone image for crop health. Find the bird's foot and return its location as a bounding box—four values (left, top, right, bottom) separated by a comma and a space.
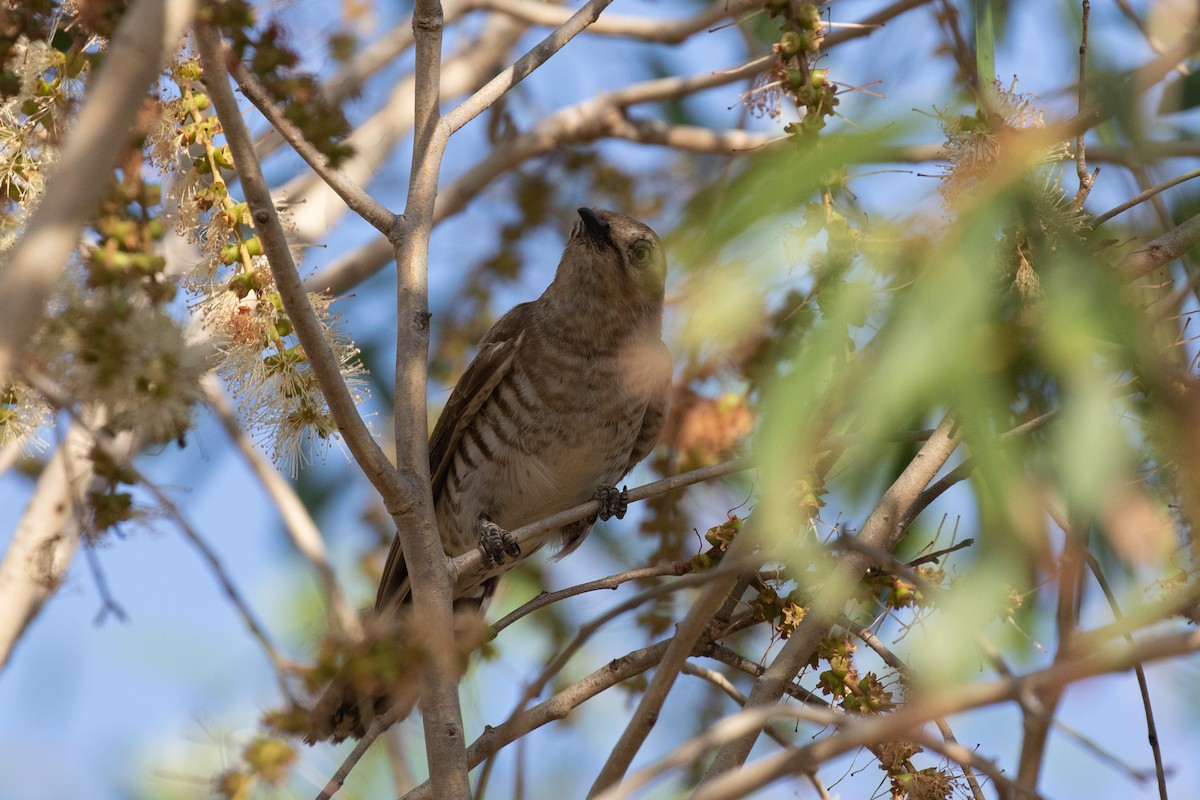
594, 484, 629, 522
478, 520, 521, 568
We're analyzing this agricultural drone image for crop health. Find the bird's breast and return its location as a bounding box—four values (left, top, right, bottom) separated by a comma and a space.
437, 338, 653, 552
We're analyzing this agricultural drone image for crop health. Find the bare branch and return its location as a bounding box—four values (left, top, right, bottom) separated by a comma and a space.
902, 410, 1058, 529
201, 376, 363, 642
602, 117, 780, 154
283, 14, 527, 243
597, 704, 842, 800
376, 0, 476, 792
1049, 504, 1170, 800
821, 0, 937, 49
150, 474, 297, 701
491, 562, 693, 635
443, 0, 621, 134
1119, 210, 1200, 282
1070, 0, 1097, 211
1111, 0, 1191, 78
29, 374, 301, 699
1094, 165, 1200, 226
226, 51, 394, 235
681, 664, 795, 751
0, 0, 195, 386
515, 563, 754, 724
315, 704, 407, 800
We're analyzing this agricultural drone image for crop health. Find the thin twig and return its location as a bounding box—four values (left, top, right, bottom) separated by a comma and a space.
443, 0, 619, 133
906, 538, 974, 568
699, 416, 963, 784
705, 644, 826, 706
153, 479, 299, 701
849, 622, 986, 800
595, 704, 844, 800
516, 562, 754, 725
908, 729, 1039, 800
226, 53, 393, 234
491, 562, 692, 634
1094, 166, 1200, 226
82, 545, 128, 625
1048, 504, 1170, 800
449, 457, 751, 588
903, 409, 1058, 528
681, 663, 793, 750
20, 371, 298, 698
1070, 0, 1097, 211
1111, 0, 1190, 77
314, 706, 406, 800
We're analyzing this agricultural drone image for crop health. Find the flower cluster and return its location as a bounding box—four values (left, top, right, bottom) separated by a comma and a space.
2, 5, 366, 484
744, 1, 837, 140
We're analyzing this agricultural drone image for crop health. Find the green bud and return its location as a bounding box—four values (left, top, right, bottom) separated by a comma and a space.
779, 31, 804, 58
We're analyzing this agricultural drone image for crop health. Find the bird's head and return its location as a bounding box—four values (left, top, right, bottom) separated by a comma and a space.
550, 208, 666, 328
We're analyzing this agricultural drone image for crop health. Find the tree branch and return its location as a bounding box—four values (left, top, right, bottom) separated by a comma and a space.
1119, 210, 1200, 282
459, 0, 759, 43
491, 562, 693, 635
443, 0, 620, 134
449, 457, 751, 589
193, 25, 404, 509
1094, 165, 1200, 225
225, 51, 394, 235
372, 0, 477, 793
282, 13, 527, 243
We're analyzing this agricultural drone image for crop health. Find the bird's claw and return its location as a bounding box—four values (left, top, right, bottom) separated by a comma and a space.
594, 484, 629, 522
478, 520, 521, 568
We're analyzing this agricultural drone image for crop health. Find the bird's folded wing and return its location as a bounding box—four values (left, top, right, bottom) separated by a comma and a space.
373, 302, 533, 612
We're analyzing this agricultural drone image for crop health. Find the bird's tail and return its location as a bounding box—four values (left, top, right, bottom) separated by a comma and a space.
302, 606, 490, 744
305, 670, 418, 744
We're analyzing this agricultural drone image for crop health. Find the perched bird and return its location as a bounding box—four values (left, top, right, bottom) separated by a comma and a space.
307, 208, 671, 742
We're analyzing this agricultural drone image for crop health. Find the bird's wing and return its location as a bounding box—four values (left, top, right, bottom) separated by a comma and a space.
624, 338, 673, 475
429, 303, 533, 500
374, 303, 533, 613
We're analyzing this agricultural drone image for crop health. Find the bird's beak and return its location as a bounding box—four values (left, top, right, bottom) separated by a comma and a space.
577, 207, 611, 244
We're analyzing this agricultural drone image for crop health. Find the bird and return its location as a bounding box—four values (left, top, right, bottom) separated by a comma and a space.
306, 207, 671, 742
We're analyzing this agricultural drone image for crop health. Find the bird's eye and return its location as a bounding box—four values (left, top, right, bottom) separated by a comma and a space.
630, 242, 654, 267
